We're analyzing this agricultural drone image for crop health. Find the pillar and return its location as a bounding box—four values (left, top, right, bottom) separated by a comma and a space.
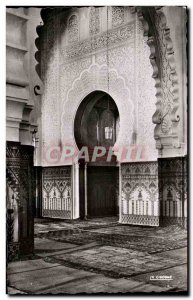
158, 156, 187, 228
84, 163, 88, 219
72, 162, 80, 219
6, 142, 35, 261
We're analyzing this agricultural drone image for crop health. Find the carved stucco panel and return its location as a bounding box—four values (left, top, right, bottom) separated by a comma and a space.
136, 18, 158, 160
112, 7, 125, 28
121, 162, 159, 226
62, 22, 135, 60
59, 57, 92, 111
67, 14, 79, 44
89, 7, 100, 35
150, 7, 180, 150
41, 18, 60, 149
96, 44, 135, 101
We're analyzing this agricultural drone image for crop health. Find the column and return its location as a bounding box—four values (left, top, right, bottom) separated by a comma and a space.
84, 163, 88, 219
73, 162, 80, 219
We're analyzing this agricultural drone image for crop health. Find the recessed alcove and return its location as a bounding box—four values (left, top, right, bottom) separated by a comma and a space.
74, 90, 119, 151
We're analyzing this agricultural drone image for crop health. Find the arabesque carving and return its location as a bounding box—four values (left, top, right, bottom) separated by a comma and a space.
68, 15, 79, 44
134, 7, 180, 153
112, 7, 125, 28
89, 7, 100, 35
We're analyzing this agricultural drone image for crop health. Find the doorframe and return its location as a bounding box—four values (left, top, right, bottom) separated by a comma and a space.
81, 163, 119, 219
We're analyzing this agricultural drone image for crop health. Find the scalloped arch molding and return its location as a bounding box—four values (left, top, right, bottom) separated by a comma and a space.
61, 64, 134, 150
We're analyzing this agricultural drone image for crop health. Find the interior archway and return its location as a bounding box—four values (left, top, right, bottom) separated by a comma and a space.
75, 91, 119, 218
74, 90, 119, 152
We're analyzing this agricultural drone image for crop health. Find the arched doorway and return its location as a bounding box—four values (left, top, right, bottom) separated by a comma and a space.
74, 91, 119, 218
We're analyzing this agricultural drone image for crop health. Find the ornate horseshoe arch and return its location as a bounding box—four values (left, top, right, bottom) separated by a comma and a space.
60, 64, 134, 151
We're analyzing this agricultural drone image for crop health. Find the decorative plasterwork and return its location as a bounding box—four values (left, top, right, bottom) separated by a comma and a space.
112, 7, 125, 28
35, 7, 183, 159
36, 7, 158, 163
121, 162, 159, 226
67, 14, 79, 44
158, 157, 187, 228
153, 8, 180, 131
62, 23, 134, 60
61, 63, 134, 152
42, 166, 72, 219
135, 7, 181, 156
89, 7, 100, 35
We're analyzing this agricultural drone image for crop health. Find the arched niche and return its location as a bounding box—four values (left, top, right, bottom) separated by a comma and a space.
74, 90, 119, 150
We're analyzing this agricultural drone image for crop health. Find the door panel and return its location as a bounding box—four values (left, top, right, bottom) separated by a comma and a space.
87, 167, 117, 217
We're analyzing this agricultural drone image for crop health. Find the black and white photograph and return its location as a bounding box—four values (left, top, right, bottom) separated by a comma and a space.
5, 4, 188, 295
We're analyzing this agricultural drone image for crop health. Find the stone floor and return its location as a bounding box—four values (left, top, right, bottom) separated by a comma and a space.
7, 217, 188, 295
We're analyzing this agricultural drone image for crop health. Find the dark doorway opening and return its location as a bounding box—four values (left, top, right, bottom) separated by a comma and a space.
87, 166, 118, 217
74, 91, 119, 219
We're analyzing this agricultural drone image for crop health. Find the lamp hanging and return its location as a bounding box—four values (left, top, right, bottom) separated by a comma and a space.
105, 6, 113, 141
105, 96, 113, 140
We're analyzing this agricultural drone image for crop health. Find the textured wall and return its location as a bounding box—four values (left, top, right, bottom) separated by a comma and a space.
120, 158, 187, 228
161, 7, 187, 156
147, 7, 187, 157
121, 162, 159, 226
38, 7, 158, 166
42, 166, 72, 219
158, 157, 187, 228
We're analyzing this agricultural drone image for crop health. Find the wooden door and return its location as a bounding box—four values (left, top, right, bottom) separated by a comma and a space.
87, 167, 117, 217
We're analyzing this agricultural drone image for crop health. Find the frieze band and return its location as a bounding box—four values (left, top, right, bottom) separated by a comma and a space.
62, 23, 134, 60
